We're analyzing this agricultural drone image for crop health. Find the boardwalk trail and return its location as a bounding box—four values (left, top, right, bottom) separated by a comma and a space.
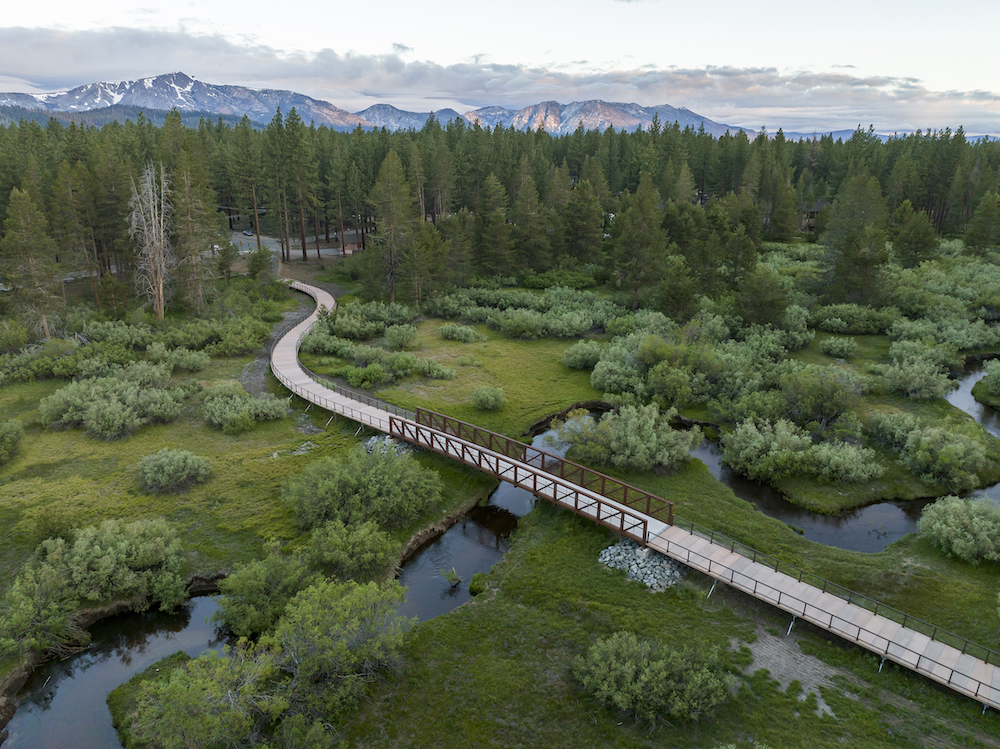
270, 280, 1000, 713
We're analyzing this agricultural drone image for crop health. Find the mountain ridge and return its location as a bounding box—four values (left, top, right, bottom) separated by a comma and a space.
0, 71, 881, 139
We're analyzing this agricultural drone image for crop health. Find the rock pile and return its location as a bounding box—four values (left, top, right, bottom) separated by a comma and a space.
363, 434, 413, 455
598, 538, 685, 592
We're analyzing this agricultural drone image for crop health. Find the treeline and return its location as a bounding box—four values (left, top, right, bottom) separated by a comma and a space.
1, 108, 1000, 333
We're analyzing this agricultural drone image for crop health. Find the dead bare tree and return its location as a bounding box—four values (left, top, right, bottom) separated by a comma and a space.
129, 163, 174, 319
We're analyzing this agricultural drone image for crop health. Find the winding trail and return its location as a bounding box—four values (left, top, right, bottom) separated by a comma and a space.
270, 280, 1000, 714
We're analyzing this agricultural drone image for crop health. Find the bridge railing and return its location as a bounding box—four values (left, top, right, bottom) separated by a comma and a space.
414, 408, 673, 524
666, 515, 1000, 668
391, 416, 649, 544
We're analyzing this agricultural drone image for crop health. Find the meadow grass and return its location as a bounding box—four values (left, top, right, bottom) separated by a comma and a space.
305, 319, 603, 438
344, 502, 1000, 748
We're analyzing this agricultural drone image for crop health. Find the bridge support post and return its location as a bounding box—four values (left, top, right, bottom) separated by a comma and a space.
305, 404, 311, 413
786, 615, 797, 636
879, 656, 886, 673
325, 415, 335, 427
355, 425, 364, 437
707, 580, 717, 599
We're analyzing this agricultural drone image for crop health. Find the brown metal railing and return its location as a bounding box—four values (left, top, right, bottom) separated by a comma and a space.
392, 416, 649, 543
414, 408, 674, 524
662, 516, 1000, 669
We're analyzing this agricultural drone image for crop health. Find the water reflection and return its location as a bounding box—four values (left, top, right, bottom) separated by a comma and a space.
4, 596, 225, 749
690, 441, 930, 553
945, 366, 1000, 503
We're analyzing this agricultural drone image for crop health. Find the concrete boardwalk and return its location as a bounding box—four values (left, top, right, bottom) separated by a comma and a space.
271, 279, 1000, 714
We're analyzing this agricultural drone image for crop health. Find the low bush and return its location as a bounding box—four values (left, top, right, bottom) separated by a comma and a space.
385, 324, 418, 350
0, 418, 23, 465
471, 386, 506, 411
918, 496, 1000, 564
551, 406, 701, 473
723, 418, 884, 483
878, 357, 953, 399
202, 382, 286, 434
438, 323, 483, 343
139, 448, 212, 493
572, 631, 733, 724
284, 444, 441, 530
38, 363, 183, 439
0, 518, 186, 659
212, 548, 319, 638
307, 520, 397, 581
810, 304, 900, 334
819, 336, 857, 359
561, 340, 604, 370
468, 572, 488, 595
414, 358, 455, 380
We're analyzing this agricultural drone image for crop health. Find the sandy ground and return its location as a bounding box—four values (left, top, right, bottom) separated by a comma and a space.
739, 624, 841, 717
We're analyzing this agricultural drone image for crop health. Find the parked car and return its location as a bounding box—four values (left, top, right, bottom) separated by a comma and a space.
242, 229, 253, 236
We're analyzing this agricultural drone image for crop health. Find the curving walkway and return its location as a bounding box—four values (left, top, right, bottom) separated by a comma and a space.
270, 280, 1000, 714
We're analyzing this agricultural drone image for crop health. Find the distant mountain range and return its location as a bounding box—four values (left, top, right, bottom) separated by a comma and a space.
0, 71, 876, 140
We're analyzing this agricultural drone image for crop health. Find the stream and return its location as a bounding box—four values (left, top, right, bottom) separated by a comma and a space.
6, 369, 999, 746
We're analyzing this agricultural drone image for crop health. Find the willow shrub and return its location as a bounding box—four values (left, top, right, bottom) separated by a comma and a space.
471, 386, 506, 411
0, 418, 23, 464
918, 496, 1000, 564
0, 518, 186, 659
202, 382, 286, 435
284, 444, 441, 530
139, 448, 212, 493
38, 363, 183, 440
551, 406, 701, 473
722, 418, 884, 483
306, 519, 397, 581
212, 548, 319, 638
572, 631, 733, 725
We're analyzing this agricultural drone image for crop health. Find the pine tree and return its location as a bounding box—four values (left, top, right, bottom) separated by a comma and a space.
366, 150, 413, 301
0, 187, 60, 338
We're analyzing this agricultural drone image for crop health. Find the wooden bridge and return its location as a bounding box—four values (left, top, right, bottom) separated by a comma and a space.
270, 280, 1000, 714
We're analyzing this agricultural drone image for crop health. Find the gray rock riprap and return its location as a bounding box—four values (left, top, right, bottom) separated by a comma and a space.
598, 538, 685, 591
363, 435, 413, 456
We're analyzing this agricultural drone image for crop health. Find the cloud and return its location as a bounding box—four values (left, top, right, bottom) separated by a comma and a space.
0, 26, 997, 133
391, 43, 412, 54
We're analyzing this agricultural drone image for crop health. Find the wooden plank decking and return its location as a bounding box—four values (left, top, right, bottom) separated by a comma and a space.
271, 279, 1000, 714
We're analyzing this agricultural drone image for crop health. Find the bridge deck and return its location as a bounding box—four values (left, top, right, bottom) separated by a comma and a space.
270, 279, 1000, 713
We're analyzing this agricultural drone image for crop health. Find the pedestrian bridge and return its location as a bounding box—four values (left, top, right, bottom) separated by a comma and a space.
270, 279, 1000, 714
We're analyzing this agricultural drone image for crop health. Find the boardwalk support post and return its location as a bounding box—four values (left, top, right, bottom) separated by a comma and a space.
355, 425, 364, 437
879, 657, 886, 674
707, 580, 717, 599
786, 615, 797, 637
325, 415, 335, 427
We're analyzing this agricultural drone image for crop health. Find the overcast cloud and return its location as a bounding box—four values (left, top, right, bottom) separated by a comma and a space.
1, 26, 997, 134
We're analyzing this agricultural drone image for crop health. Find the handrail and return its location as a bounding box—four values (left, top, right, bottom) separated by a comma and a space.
665, 515, 1000, 666
272, 277, 1000, 703
414, 408, 674, 524
653, 528, 1000, 705
391, 416, 650, 544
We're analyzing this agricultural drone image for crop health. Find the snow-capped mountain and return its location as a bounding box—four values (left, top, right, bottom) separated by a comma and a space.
354, 104, 463, 131
463, 100, 746, 137
0, 72, 747, 136
0, 72, 370, 130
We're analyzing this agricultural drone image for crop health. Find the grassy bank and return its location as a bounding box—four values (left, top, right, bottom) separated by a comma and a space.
345, 502, 1000, 748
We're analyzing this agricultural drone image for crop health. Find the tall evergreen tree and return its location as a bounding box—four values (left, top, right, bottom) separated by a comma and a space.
366, 150, 413, 302
613, 172, 668, 309
0, 187, 60, 338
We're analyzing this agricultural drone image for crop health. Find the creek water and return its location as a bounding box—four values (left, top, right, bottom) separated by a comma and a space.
2, 596, 226, 749
7, 371, 1000, 746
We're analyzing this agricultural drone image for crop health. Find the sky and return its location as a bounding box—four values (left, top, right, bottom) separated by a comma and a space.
2, 0, 999, 134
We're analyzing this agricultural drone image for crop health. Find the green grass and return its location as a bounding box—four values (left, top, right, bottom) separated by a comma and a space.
307, 318, 603, 438
0, 355, 494, 592
343, 502, 1000, 748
